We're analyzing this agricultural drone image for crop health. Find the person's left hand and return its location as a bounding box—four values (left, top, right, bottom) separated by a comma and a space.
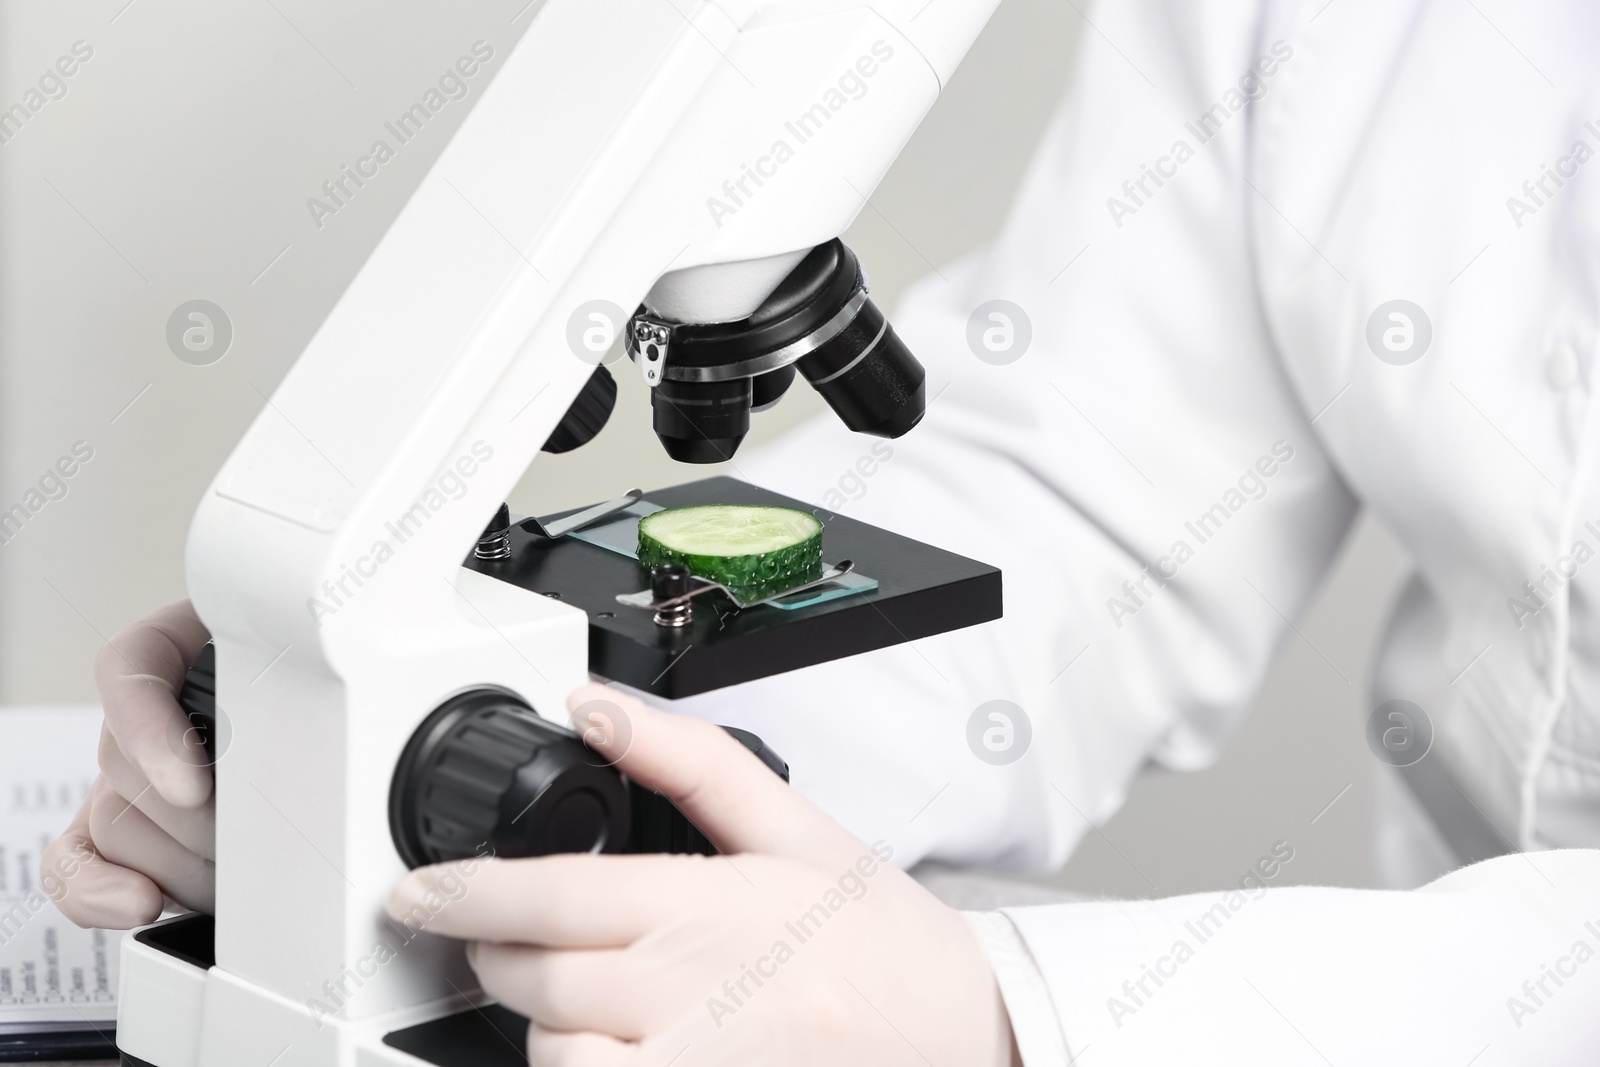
387, 684, 1016, 1066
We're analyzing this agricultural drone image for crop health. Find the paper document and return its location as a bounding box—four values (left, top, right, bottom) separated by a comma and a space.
0, 706, 114, 1038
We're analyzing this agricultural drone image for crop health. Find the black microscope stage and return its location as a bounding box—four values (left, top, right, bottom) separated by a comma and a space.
466, 476, 1002, 699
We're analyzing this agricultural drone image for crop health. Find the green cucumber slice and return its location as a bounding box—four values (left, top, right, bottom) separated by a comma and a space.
637, 504, 823, 603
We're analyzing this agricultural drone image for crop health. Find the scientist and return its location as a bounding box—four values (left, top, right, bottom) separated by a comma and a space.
45, 0, 1600, 1062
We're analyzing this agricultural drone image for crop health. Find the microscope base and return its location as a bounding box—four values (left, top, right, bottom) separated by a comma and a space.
115, 915, 529, 1067
119, 1009, 530, 1067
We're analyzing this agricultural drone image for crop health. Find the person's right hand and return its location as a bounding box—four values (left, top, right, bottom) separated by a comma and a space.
42, 600, 216, 929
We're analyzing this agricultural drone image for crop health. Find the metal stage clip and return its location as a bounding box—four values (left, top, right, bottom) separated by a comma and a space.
518, 489, 642, 540
617, 559, 856, 614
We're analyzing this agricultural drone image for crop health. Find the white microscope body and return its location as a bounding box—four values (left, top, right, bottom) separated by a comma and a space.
114, 2, 998, 1063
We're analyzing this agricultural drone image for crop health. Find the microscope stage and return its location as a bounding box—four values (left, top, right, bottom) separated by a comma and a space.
467, 477, 1002, 699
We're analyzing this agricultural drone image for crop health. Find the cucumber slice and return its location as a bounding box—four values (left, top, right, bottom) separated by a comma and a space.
637, 504, 823, 602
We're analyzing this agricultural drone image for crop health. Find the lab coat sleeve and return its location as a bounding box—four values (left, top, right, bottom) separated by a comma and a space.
670, 0, 1357, 873
975, 849, 1600, 1065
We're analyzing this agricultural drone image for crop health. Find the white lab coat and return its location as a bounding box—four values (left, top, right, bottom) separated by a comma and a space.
672, 0, 1600, 1061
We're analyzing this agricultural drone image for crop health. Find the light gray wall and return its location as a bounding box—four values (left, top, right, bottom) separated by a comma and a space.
0, 0, 1408, 893
1, 0, 551, 699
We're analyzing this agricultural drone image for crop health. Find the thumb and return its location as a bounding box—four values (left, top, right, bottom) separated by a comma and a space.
567, 684, 866, 868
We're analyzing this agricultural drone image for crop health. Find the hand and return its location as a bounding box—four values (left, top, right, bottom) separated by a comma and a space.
388, 685, 1016, 1066
42, 601, 216, 928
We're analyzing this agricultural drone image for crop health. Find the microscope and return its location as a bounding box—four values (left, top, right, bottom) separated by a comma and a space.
115, 2, 1001, 1064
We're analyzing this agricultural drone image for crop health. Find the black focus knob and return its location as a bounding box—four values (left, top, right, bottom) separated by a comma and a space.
389, 688, 631, 868
177, 641, 219, 765
542, 364, 618, 454
628, 727, 789, 855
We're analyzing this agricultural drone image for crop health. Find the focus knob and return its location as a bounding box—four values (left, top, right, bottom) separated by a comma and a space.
177, 641, 219, 764
541, 364, 618, 454
389, 688, 631, 868
627, 727, 788, 855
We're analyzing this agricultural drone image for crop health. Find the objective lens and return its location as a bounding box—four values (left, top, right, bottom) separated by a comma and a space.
650, 377, 752, 464
750, 364, 797, 412
796, 296, 925, 439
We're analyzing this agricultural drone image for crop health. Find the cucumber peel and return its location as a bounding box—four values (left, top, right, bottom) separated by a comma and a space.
637, 504, 823, 603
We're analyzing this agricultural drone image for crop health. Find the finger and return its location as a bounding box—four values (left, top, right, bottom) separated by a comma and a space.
41, 791, 165, 929
98, 726, 215, 859
97, 600, 212, 809
525, 1021, 636, 1067
89, 777, 214, 914
388, 853, 760, 948
471, 942, 681, 1041
569, 684, 863, 866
